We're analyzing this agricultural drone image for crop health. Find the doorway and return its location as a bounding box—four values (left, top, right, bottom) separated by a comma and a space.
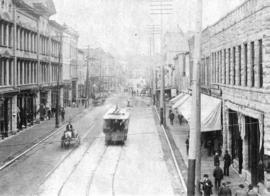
246, 116, 263, 185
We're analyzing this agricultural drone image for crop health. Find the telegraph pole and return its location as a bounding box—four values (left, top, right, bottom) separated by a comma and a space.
55, 34, 63, 128
85, 45, 90, 108
150, 0, 172, 126
187, 0, 202, 195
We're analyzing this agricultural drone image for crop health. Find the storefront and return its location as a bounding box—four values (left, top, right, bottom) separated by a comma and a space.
225, 101, 264, 185
0, 97, 11, 138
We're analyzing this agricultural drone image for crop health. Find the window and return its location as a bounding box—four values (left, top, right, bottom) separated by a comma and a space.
244, 43, 248, 86
238, 45, 242, 86
233, 47, 236, 85
228, 48, 231, 84
224, 49, 226, 84
259, 39, 263, 88
8, 4, 11, 12
1, 0, 4, 9
251, 41, 255, 87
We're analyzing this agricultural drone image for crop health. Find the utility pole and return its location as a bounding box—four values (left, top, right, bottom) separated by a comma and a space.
85, 45, 90, 108
55, 34, 63, 128
150, 0, 172, 126
187, 0, 202, 195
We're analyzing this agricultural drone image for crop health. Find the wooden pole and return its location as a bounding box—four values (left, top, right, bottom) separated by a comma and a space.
187, 0, 202, 195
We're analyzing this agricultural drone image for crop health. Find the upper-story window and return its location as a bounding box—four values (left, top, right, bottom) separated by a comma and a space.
1, 0, 4, 9
8, 4, 11, 12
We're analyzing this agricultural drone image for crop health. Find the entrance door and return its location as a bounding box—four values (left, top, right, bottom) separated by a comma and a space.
229, 110, 243, 173
246, 116, 262, 185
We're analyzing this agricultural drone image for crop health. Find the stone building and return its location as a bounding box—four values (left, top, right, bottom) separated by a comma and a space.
62, 25, 79, 106
0, 0, 63, 138
194, 0, 270, 187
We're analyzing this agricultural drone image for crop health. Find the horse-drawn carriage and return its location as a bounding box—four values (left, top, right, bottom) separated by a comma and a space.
103, 106, 130, 145
61, 123, 80, 149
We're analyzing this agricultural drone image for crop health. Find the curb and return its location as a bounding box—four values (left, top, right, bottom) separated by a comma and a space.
154, 106, 187, 193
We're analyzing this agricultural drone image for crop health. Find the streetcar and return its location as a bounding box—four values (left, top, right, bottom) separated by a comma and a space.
103, 106, 130, 145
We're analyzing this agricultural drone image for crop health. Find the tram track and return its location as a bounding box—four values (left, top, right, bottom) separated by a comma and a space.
85, 145, 124, 196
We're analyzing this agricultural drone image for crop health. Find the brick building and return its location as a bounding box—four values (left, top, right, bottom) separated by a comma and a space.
195, 0, 270, 187
0, 0, 63, 138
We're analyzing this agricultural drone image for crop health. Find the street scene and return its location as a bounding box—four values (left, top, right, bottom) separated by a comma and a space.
1, 0, 270, 195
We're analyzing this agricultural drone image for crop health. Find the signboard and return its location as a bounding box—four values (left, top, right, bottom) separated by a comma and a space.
171, 88, 177, 97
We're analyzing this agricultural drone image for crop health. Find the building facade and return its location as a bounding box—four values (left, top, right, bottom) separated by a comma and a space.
77, 48, 86, 105
0, 0, 63, 138
190, 0, 270, 188
62, 26, 79, 106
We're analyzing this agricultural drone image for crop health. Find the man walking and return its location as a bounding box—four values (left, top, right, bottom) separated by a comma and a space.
168, 110, 174, 125
213, 165, 223, 190
201, 174, 213, 196
223, 150, 231, 176
214, 152, 220, 166
185, 136, 189, 155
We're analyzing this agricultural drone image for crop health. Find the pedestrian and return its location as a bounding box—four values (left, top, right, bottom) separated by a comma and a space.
214, 152, 220, 166
201, 174, 213, 196
235, 184, 247, 196
258, 160, 264, 183
61, 107, 65, 122
218, 182, 232, 196
247, 184, 258, 196
213, 165, 223, 190
169, 110, 174, 125
185, 136, 189, 155
47, 109, 51, 120
223, 150, 231, 176
177, 112, 183, 125
207, 139, 213, 156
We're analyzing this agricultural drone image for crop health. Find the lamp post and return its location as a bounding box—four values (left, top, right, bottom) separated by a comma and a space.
55, 34, 63, 128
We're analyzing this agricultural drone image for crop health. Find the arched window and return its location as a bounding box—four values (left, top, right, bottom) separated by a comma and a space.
1, 0, 4, 9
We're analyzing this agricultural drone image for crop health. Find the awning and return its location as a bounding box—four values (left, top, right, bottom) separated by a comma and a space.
176, 94, 221, 132
172, 93, 190, 110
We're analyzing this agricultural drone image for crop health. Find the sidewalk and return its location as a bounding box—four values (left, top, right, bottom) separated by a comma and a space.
163, 108, 248, 195
0, 106, 89, 168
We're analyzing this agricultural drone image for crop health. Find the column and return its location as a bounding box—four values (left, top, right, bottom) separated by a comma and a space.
69, 87, 72, 106
6, 23, 9, 47
35, 91, 40, 123
255, 41, 260, 88
1, 22, 4, 45
226, 49, 230, 84
17, 27, 20, 50
17, 60, 20, 85
21, 29, 24, 51
247, 42, 252, 87
222, 103, 229, 154
11, 95, 17, 134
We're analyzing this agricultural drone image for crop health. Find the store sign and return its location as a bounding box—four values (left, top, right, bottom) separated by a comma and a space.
171, 89, 176, 97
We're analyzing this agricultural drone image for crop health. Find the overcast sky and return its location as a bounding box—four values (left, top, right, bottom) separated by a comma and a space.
51, 0, 245, 58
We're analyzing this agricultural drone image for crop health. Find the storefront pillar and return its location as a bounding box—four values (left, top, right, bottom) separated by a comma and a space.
223, 104, 229, 154
35, 91, 40, 123
47, 89, 52, 110
68, 89, 72, 106
11, 95, 17, 134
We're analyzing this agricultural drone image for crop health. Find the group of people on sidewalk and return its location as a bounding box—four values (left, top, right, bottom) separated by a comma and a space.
200, 151, 259, 196
167, 107, 261, 195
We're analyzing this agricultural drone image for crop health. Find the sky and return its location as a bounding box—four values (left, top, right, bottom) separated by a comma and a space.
51, 0, 245, 58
